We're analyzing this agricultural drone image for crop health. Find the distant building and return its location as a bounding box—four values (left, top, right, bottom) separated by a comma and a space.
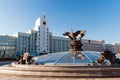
82, 39, 104, 52
0, 35, 16, 58
114, 43, 120, 54
104, 44, 115, 53
50, 37, 105, 53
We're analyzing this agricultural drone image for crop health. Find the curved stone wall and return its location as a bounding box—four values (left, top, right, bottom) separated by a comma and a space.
0, 63, 120, 78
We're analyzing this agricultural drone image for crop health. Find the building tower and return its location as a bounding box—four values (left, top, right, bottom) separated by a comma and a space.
34, 15, 49, 55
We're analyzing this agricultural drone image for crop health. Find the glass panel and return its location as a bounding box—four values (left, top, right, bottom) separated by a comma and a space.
35, 52, 66, 64
56, 53, 73, 63
83, 52, 99, 62
75, 53, 91, 63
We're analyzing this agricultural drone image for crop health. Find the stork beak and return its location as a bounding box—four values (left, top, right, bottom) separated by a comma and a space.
83, 30, 86, 33
81, 30, 86, 34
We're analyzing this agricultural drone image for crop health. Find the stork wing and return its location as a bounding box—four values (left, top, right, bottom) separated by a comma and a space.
73, 30, 82, 37
63, 32, 74, 40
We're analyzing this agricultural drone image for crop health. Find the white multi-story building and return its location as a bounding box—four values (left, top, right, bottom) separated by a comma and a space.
13, 15, 49, 55
13, 30, 38, 56
12, 15, 106, 55
34, 16, 49, 54
1, 15, 120, 58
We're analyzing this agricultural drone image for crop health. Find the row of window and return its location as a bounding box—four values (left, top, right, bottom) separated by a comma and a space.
0, 42, 15, 45
0, 46, 15, 50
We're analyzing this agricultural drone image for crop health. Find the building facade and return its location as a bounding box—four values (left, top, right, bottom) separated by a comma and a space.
27, 30, 37, 54
82, 39, 104, 52
13, 32, 30, 55
114, 43, 120, 54
0, 35, 16, 58
1, 15, 120, 58
13, 30, 38, 56
104, 44, 115, 53
50, 36, 70, 53
12, 15, 107, 55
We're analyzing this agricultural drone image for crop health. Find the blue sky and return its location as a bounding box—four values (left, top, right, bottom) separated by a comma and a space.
0, 0, 120, 43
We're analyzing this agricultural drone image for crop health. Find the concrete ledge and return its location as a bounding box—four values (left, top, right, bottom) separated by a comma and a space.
0, 63, 120, 78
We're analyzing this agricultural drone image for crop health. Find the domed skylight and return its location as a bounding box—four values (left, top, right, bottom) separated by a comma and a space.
33, 51, 107, 66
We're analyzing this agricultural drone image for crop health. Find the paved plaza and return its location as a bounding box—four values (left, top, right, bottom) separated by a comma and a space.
0, 75, 120, 80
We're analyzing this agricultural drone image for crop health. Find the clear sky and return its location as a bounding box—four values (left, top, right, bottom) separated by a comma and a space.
0, 0, 120, 43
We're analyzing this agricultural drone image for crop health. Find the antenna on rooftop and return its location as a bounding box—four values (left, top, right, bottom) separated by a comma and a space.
42, 11, 46, 18
71, 28, 73, 33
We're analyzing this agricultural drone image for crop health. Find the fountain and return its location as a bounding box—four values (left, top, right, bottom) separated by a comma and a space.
0, 30, 120, 78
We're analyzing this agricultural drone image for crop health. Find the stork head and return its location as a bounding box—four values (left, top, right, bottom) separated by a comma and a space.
80, 30, 86, 34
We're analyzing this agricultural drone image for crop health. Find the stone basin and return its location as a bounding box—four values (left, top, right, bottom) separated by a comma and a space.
0, 63, 120, 78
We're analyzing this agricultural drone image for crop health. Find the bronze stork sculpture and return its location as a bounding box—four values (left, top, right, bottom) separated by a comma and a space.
63, 30, 86, 51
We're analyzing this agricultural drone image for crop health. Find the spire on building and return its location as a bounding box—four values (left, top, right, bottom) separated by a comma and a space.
42, 11, 46, 18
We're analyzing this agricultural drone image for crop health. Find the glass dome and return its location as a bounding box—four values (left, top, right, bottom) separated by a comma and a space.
33, 51, 107, 66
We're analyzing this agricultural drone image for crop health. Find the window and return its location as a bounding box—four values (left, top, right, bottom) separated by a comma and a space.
43, 21, 46, 25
